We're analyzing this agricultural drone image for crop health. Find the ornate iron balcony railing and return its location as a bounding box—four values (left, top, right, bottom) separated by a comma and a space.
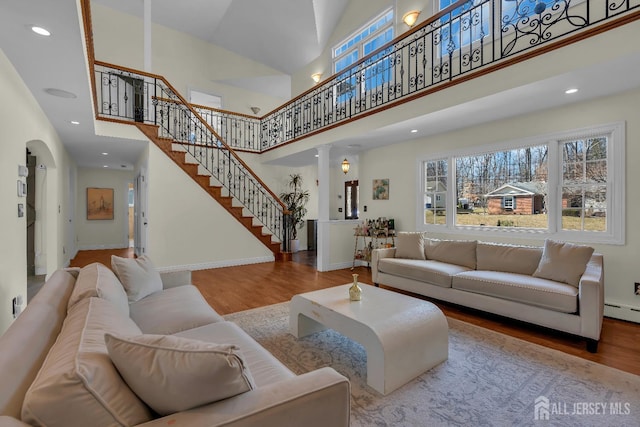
140, 0, 638, 154
94, 63, 288, 245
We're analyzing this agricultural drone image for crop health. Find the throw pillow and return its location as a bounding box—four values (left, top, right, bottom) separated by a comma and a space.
394, 232, 426, 260
425, 239, 477, 269
111, 255, 163, 302
532, 239, 595, 286
104, 333, 256, 416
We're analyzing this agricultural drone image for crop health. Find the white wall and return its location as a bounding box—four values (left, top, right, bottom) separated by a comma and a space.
0, 49, 73, 334
75, 168, 134, 250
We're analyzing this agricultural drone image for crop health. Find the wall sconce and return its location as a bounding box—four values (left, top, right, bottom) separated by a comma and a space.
250, 106, 261, 115
311, 73, 322, 83
341, 158, 350, 174
402, 10, 421, 27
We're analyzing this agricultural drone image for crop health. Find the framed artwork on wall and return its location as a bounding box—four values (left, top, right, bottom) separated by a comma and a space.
372, 179, 389, 200
87, 187, 114, 220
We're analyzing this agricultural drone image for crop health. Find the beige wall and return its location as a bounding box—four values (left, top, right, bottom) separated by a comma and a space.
75, 168, 134, 250
357, 88, 640, 319
92, 3, 286, 114
145, 143, 274, 269
0, 49, 73, 334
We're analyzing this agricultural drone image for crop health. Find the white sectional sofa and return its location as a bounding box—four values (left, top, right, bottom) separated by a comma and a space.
0, 258, 350, 427
372, 234, 604, 352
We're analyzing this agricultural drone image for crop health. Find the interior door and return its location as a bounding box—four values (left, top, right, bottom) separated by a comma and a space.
26, 152, 36, 276
345, 180, 359, 220
134, 171, 148, 256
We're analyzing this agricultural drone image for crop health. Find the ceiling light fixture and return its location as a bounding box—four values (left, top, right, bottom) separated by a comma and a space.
70, 120, 80, 125
311, 73, 322, 83
44, 88, 77, 98
341, 158, 350, 174
31, 26, 51, 36
101, 152, 108, 156
103, 165, 109, 168
250, 106, 261, 115
402, 10, 421, 27
565, 88, 579, 94
411, 129, 418, 133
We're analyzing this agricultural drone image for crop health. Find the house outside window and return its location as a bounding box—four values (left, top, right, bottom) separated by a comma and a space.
333, 8, 394, 103
418, 122, 625, 244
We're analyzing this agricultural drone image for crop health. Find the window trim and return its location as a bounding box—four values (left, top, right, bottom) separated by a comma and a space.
415, 121, 625, 245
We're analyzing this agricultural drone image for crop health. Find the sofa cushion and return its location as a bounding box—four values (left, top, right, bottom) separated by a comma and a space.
175, 322, 295, 387
105, 333, 256, 416
67, 262, 129, 315
476, 242, 543, 276
111, 255, 163, 302
532, 239, 594, 287
22, 298, 152, 427
129, 284, 225, 334
394, 232, 426, 260
424, 239, 477, 269
452, 270, 578, 313
378, 258, 472, 288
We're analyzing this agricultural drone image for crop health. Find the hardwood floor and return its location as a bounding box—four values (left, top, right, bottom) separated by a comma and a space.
68, 249, 640, 376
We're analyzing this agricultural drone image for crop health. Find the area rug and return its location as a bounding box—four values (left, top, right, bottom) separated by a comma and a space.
224, 302, 639, 427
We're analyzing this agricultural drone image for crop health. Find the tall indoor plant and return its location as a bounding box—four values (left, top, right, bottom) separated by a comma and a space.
280, 173, 310, 253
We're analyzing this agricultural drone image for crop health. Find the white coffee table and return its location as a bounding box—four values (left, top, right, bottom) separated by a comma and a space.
289, 283, 448, 395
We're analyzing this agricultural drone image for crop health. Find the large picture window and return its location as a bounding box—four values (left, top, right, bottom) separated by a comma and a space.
417, 122, 625, 244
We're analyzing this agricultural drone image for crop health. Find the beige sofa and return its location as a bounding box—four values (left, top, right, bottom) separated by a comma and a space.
372, 235, 604, 352
0, 260, 350, 427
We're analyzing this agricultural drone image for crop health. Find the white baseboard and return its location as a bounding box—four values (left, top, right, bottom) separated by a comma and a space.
156, 256, 275, 273
326, 260, 366, 271
78, 244, 129, 251
604, 300, 640, 323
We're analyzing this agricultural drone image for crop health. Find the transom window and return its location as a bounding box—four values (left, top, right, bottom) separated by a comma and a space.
417, 122, 625, 244
333, 8, 394, 103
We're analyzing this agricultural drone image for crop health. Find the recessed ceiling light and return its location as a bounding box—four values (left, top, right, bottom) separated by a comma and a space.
70, 120, 80, 125
314, 154, 319, 157
44, 88, 77, 98
101, 152, 108, 156
565, 88, 579, 94
31, 26, 50, 36
411, 129, 418, 133
103, 165, 109, 168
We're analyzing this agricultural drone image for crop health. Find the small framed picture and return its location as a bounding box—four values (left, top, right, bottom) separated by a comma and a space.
372, 179, 389, 200
87, 187, 114, 220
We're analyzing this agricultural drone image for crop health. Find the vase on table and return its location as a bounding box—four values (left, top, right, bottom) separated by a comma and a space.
349, 273, 362, 301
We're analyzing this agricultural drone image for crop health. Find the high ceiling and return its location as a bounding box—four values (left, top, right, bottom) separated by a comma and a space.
93, 0, 349, 76
1, 0, 640, 170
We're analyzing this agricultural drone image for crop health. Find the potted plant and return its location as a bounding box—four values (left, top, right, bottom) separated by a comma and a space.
280, 173, 310, 253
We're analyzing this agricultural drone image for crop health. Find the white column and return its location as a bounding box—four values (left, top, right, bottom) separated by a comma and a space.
316, 145, 331, 271
144, 0, 152, 72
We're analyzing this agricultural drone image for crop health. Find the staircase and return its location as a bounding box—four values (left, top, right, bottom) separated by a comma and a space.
135, 123, 284, 257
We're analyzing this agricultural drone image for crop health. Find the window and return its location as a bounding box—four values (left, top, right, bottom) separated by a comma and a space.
436, 0, 558, 56
455, 144, 548, 228
418, 122, 625, 244
333, 8, 394, 103
561, 136, 607, 232
424, 159, 447, 225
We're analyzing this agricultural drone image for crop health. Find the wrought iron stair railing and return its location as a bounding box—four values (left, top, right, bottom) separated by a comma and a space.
93, 62, 289, 248
155, 0, 640, 154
